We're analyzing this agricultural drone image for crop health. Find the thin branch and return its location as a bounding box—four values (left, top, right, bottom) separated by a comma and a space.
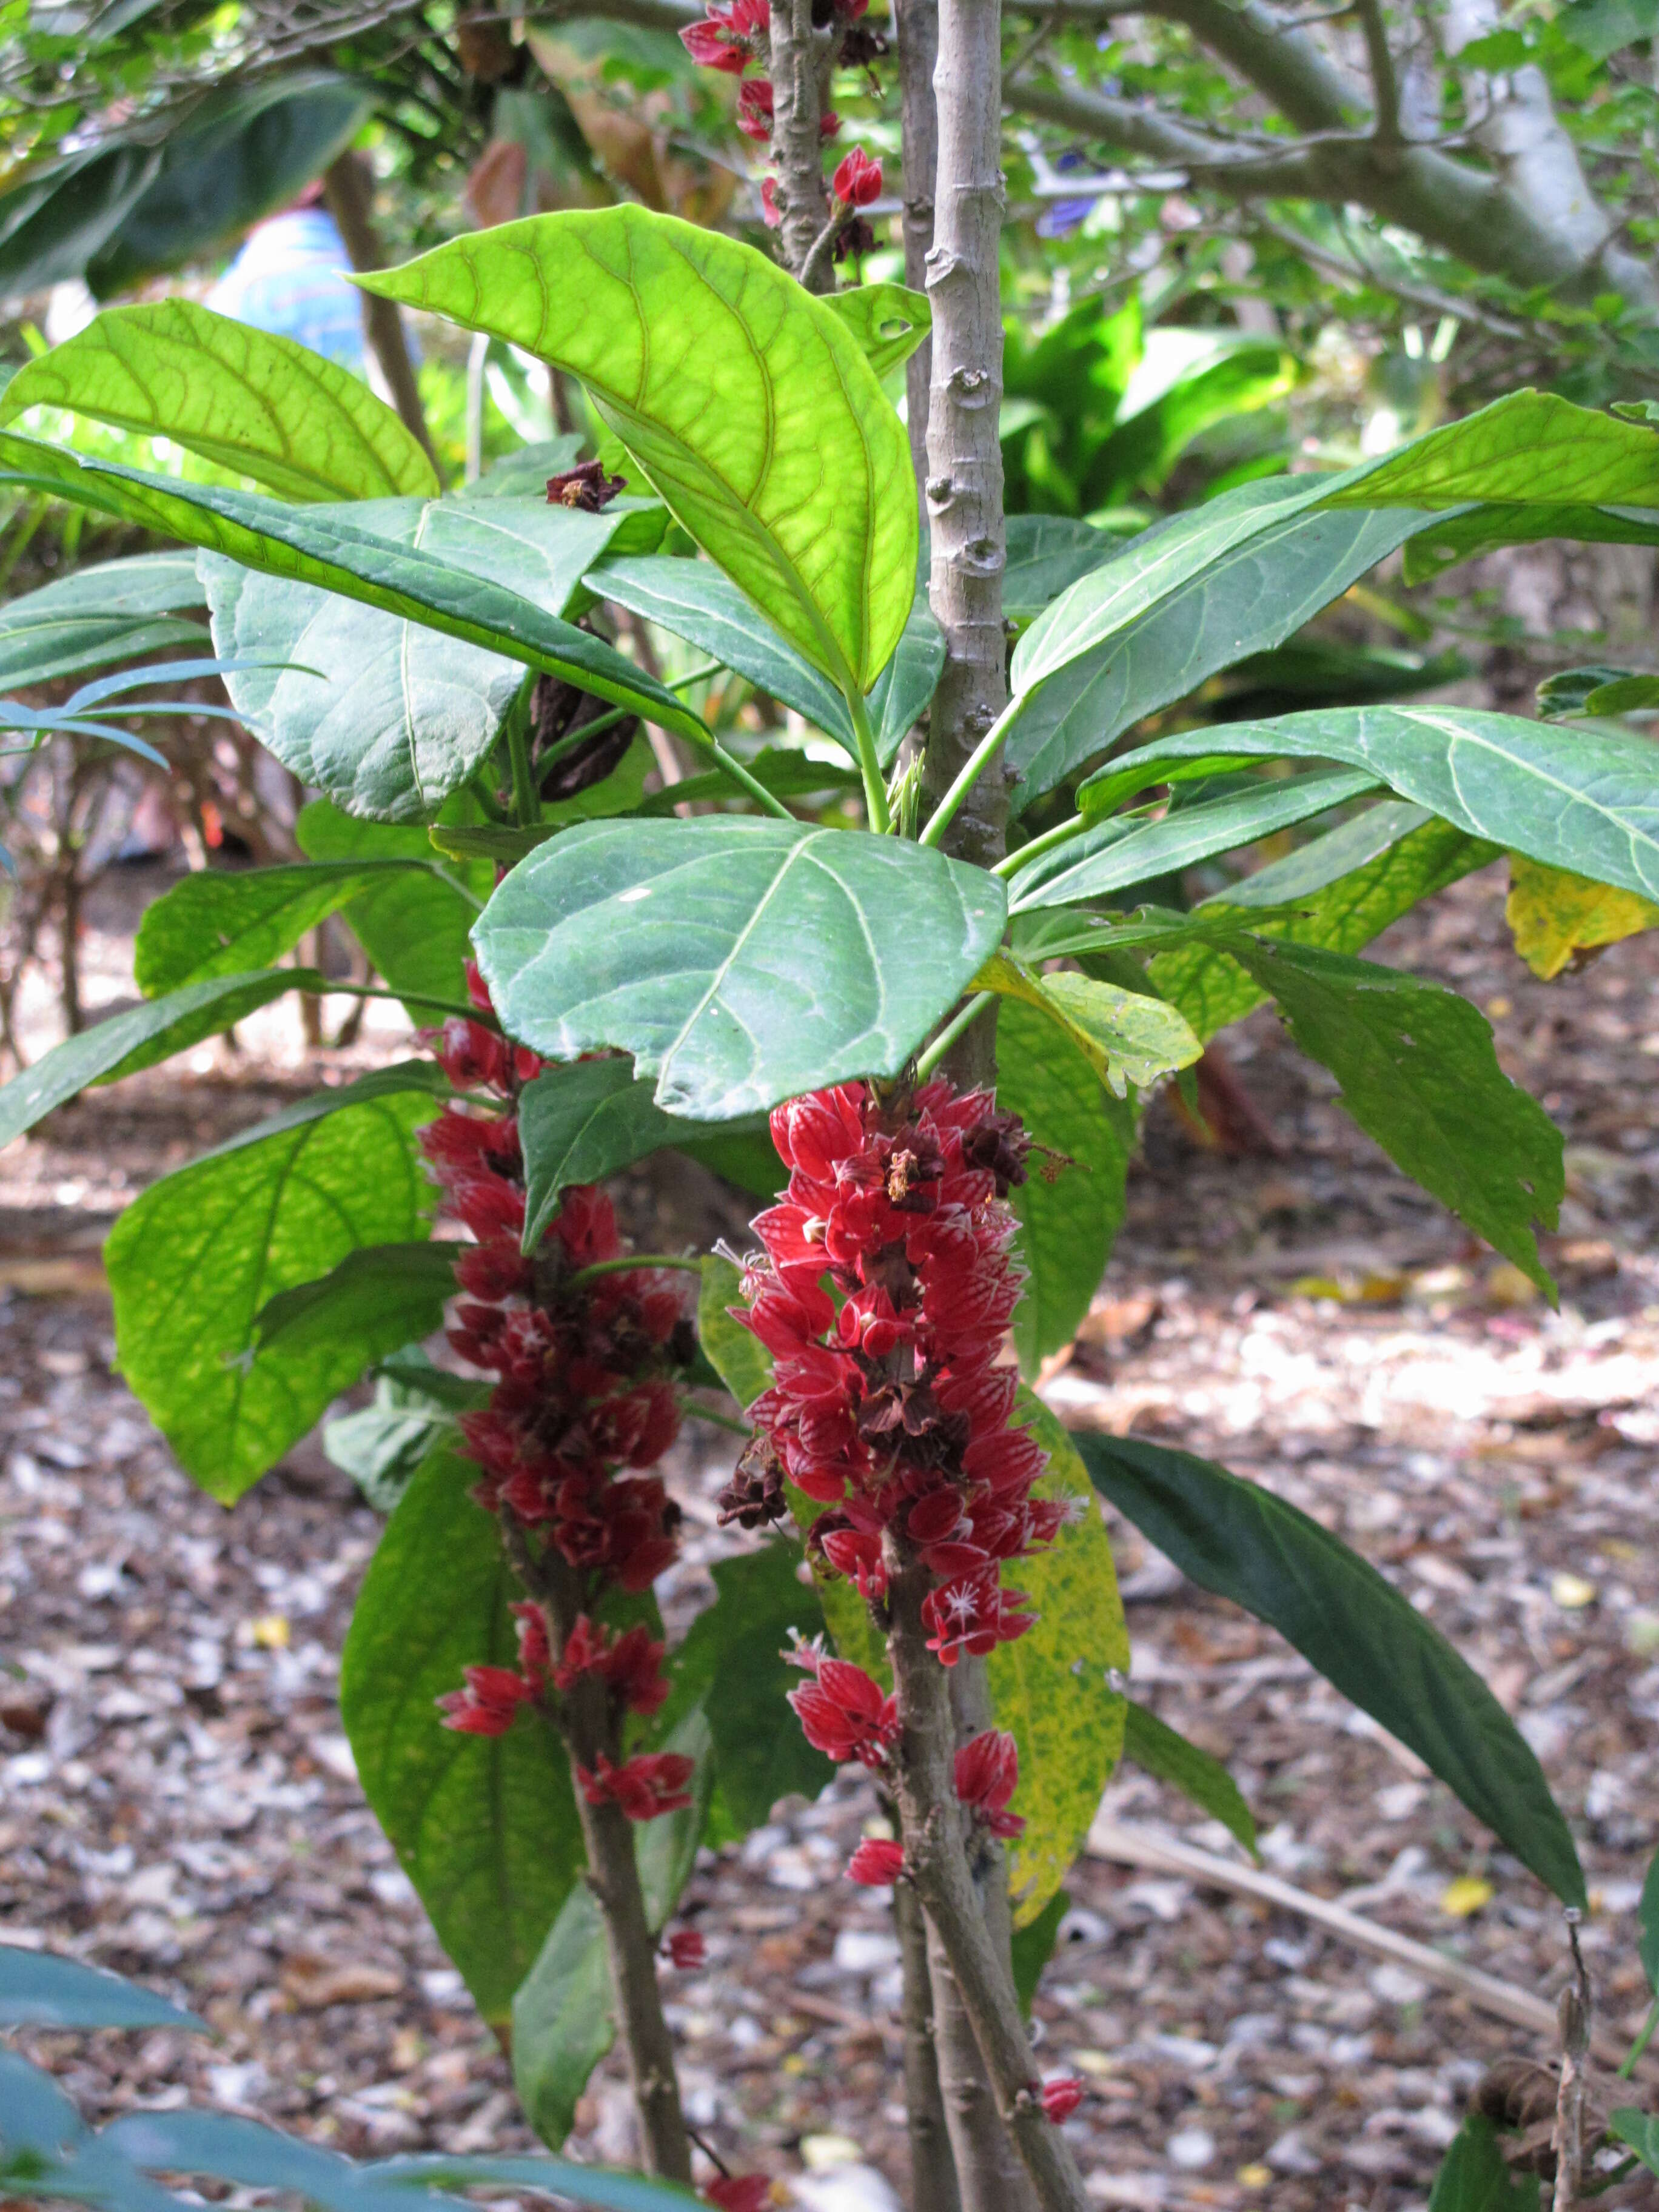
1552, 1915, 1590, 2212
1357, 0, 1401, 146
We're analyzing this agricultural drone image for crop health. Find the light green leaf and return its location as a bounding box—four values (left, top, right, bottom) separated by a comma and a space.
993, 1395, 1127, 1926
0, 300, 439, 501
0, 427, 710, 747
133, 860, 441, 994
995, 996, 1130, 1376
697, 1253, 773, 1412
0, 968, 314, 1148
359, 208, 919, 694
822, 282, 932, 378
1122, 1701, 1257, 1858
201, 497, 629, 822
1010, 767, 1381, 910
474, 819, 1007, 1119
1076, 1431, 1586, 1907
1427, 2117, 1543, 2210
1324, 389, 1659, 511
1227, 939, 1562, 1292
324, 1359, 478, 1516
1149, 812, 1494, 1044
106, 1091, 436, 1501
511, 1887, 614, 2151
1083, 703, 1659, 908
1608, 2111, 1659, 2181
297, 800, 494, 1021
0, 552, 204, 689
253, 1241, 458, 1356
1640, 1845, 1659, 1995
341, 1447, 585, 2028
977, 953, 1201, 1097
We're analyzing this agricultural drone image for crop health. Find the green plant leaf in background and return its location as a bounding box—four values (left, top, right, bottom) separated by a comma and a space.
1082, 704, 1659, 908
1427, 2116, 1543, 2209
252, 1241, 459, 1357
324, 1357, 480, 1517
976, 953, 1202, 1097
1122, 1700, 1258, 1858
341, 1447, 585, 2029
295, 800, 493, 1020
696, 1253, 774, 1412
1010, 1889, 1069, 2014
0, 968, 317, 1148
1075, 1431, 1587, 1907
474, 819, 1007, 1119
1611, 2108, 1659, 2178
0, 429, 710, 748
0, 551, 206, 689
822, 282, 933, 378
994, 1396, 1128, 1926
359, 208, 919, 695
0, 1950, 206, 2034
106, 1090, 436, 1501
994, 996, 1131, 1376
133, 860, 446, 994
1, 300, 439, 501
1227, 940, 1563, 1292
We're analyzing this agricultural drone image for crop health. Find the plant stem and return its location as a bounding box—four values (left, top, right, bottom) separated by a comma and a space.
506, 691, 540, 830
565, 1253, 705, 1289
894, 0, 940, 489
919, 697, 1021, 851
1619, 1995, 1659, 2077
680, 729, 798, 820
993, 811, 1089, 879
301, 981, 493, 1028
848, 686, 893, 833
895, 1879, 963, 2212
916, 993, 994, 1079
541, 659, 728, 781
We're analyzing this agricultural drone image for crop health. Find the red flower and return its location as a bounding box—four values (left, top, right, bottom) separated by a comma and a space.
1040, 2077, 1084, 2123
831, 147, 882, 206
761, 176, 781, 227
680, 0, 769, 70
578, 1752, 696, 1820
737, 78, 773, 138
786, 1654, 899, 1769
922, 1570, 1036, 1667
554, 1615, 670, 1715
705, 2180, 771, 2212
953, 1729, 1025, 1838
663, 1926, 706, 1970
845, 1837, 905, 1886
436, 1664, 534, 1736
819, 110, 841, 140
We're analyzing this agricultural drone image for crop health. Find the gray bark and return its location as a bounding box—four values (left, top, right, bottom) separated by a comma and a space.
896, 1879, 965, 2212
896, 0, 941, 484
769, 0, 834, 290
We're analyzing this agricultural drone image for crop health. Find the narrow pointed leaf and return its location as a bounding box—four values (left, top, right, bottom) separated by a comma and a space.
1122, 1701, 1257, 1858
0, 548, 204, 686
359, 209, 918, 693
0, 1949, 206, 2033
0, 300, 438, 501
134, 860, 441, 994
253, 1241, 460, 1355
868, 596, 945, 765
474, 820, 1007, 1119
1074, 1430, 1587, 1906
296, 801, 493, 1019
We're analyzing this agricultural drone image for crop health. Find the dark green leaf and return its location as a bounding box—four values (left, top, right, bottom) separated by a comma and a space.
0, 141, 163, 300
1535, 665, 1641, 719
341, 1447, 585, 2028
133, 862, 441, 994
100, 2112, 457, 2212
0, 969, 312, 1147
0, 2050, 193, 2212
295, 802, 493, 1020
1011, 1889, 1069, 2015
106, 1091, 436, 1501
1003, 514, 1116, 620
994, 996, 1130, 1375
0, 1948, 206, 2033
253, 1241, 458, 1355
1641, 1846, 1659, 1994
324, 1360, 476, 1516
369, 2151, 707, 2212
361, 209, 919, 696
1227, 940, 1562, 1292
474, 820, 1007, 1120
1122, 1701, 1257, 1858
1, 300, 438, 501
1427, 2116, 1543, 2210
868, 597, 945, 765
1609, 2108, 1659, 2177
636, 746, 862, 816
510, 1887, 613, 2152
0, 551, 204, 689
1075, 1431, 1587, 1906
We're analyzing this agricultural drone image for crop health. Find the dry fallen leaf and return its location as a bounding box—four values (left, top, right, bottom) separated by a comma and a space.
280, 1954, 406, 2009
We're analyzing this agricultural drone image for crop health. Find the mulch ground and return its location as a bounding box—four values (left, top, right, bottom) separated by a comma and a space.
2, 857, 1657, 2212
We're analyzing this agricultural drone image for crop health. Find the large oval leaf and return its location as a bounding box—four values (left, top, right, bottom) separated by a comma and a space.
341, 1447, 585, 2029
0, 427, 709, 747
1, 300, 438, 501
1074, 1430, 1587, 1907
1084, 705, 1659, 906
474, 819, 1007, 1119
359, 208, 918, 695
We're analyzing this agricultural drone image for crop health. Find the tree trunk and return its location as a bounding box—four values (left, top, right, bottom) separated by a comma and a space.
769, 0, 834, 290
895, 0, 940, 481
896, 1877, 964, 2212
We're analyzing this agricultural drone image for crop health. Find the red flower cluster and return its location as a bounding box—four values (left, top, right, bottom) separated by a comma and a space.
785, 1640, 898, 1769
554, 1616, 671, 1716
704, 2177, 771, 2212
680, 0, 768, 71
578, 1751, 697, 1820
954, 1728, 1025, 1839
737, 1078, 1064, 1677
436, 1601, 549, 1736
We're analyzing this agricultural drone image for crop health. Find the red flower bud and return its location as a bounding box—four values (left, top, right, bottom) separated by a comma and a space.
705, 2180, 772, 2212
737, 78, 774, 138
577, 1751, 696, 1820
845, 1837, 905, 1885
663, 1927, 706, 1969
954, 1728, 1025, 1838
1040, 2077, 1084, 2123
831, 146, 882, 206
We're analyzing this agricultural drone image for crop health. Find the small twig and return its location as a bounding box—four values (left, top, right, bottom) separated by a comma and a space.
799, 204, 853, 295
1552, 1913, 1590, 2212
1357, 0, 1401, 147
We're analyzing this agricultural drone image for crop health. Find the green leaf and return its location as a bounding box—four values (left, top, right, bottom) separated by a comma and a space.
1428, 2117, 1543, 2210
1086, 703, 1659, 908
0, 428, 711, 749
1610, 2108, 1659, 2178
868, 597, 945, 765
696, 1253, 774, 1412
0, 552, 204, 689
133, 860, 444, 994
994, 996, 1130, 1376
1004, 514, 1116, 620
201, 498, 631, 822
1010, 1888, 1068, 2014
993, 1396, 1127, 1926
1, 300, 439, 501
1327, 389, 1659, 511
106, 1091, 436, 1502
0, 1949, 206, 2033
1122, 1701, 1257, 1858
636, 746, 862, 816
977, 953, 1201, 1098
1150, 811, 1495, 1044
1505, 854, 1659, 979
1010, 768, 1382, 910
324, 1359, 477, 1515
1227, 940, 1562, 1292
1641, 1845, 1659, 1994
663, 1546, 831, 1832
1075, 1431, 1587, 1907
474, 819, 1007, 1120
360, 208, 919, 695
0, 969, 313, 1148
0, 2049, 193, 2212
253, 1241, 459, 1355
822, 282, 932, 379
518, 1059, 762, 1250
341, 1446, 585, 2028
294, 800, 493, 1020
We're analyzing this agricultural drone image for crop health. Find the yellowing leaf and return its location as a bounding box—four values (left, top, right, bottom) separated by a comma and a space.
1439, 1875, 1494, 1918
974, 951, 1201, 1097
1506, 853, 1659, 979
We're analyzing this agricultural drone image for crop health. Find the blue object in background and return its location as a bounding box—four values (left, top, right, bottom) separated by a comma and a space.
206, 207, 367, 371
